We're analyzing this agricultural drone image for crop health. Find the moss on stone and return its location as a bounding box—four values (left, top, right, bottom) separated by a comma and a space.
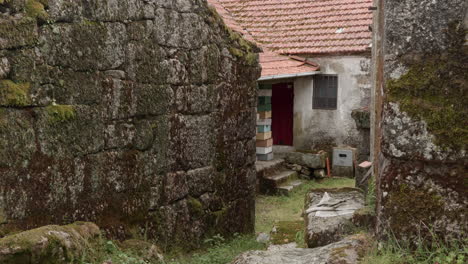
45, 104, 76, 124
385, 184, 444, 237
25, 0, 48, 21
187, 196, 204, 218
0, 80, 31, 107
386, 21, 467, 151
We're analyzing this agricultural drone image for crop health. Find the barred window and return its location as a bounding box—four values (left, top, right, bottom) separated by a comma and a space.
313, 75, 338, 110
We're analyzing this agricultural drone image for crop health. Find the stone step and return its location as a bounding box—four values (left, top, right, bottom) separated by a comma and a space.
276, 180, 305, 196
259, 170, 298, 195
265, 170, 298, 186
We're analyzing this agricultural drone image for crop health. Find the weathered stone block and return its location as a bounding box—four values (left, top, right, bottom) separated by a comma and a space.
304, 188, 364, 248
284, 151, 326, 169
0, 222, 100, 264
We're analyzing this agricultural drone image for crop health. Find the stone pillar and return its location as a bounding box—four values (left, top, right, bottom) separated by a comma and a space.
373, 0, 467, 241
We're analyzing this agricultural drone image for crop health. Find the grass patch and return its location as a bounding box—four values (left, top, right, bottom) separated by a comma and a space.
165, 234, 265, 264
361, 236, 467, 264
255, 177, 355, 234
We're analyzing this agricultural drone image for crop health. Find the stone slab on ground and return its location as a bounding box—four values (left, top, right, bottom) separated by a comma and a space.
304, 188, 364, 248
231, 234, 371, 264
284, 151, 326, 169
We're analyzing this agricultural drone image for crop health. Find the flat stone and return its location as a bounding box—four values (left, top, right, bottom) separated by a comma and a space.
231, 234, 371, 264
284, 151, 326, 169
304, 188, 364, 248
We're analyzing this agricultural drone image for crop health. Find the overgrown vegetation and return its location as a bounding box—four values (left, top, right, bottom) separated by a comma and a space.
164, 234, 265, 264
80, 240, 154, 264
361, 232, 467, 264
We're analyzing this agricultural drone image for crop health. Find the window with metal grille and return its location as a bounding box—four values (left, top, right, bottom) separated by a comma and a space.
313, 75, 338, 109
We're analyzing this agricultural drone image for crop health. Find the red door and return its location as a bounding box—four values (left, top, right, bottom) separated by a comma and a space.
272, 83, 294, 146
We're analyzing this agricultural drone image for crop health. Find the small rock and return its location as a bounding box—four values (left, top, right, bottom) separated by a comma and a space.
256, 233, 270, 244
300, 167, 312, 176
0, 58, 10, 79
292, 164, 302, 171
314, 169, 326, 178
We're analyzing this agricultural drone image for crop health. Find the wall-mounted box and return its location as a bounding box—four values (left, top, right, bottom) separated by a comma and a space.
332, 147, 357, 178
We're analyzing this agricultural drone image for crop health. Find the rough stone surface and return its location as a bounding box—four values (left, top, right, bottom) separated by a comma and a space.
0, 0, 260, 248
284, 151, 326, 169
231, 234, 371, 264
0, 222, 100, 264
374, 0, 468, 241
304, 188, 364, 248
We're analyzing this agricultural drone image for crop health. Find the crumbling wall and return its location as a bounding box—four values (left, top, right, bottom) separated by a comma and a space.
374, 0, 467, 241
0, 0, 260, 248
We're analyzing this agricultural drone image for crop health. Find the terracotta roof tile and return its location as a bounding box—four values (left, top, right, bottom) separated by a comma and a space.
260, 51, 319, 78
208, 0, 373, 55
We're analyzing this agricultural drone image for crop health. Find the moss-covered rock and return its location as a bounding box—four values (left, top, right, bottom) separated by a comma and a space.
0, 80, 31, 106
386, 22, 467, 151
0, 222, 100, 264
25, 0, 48, 22
0, 16, 37, 49
45, 104, 76, 124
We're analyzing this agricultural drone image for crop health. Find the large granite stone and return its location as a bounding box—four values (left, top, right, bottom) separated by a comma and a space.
304, 188, 364, 248
373, 0, 467, 241
232, 234, 371, 264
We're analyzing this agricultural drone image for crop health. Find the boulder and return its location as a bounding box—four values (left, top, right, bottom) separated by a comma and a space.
231, 234, 371, 264
304, 188, 364, 248
284, 151, 326, 169
0, 222, 100, 264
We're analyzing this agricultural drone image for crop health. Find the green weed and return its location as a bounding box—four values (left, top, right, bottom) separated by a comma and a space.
165, 234, 265, 264
361, 231, 467, 264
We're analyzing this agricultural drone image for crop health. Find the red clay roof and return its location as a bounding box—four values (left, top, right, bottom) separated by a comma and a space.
208, 0, 321, 78
260, 51, 319, 79
209, 0, 373, 55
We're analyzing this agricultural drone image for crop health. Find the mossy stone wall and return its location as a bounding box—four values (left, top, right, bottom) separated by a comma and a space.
0, 0, 260, 249
376, 0, 467, 241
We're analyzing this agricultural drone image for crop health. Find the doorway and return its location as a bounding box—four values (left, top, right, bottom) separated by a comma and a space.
272, 83, 294, 146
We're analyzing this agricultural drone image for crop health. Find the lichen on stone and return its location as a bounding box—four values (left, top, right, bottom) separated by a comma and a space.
386, 21, 467, 151
45, 104, 76, 124
0, 80, 31, 107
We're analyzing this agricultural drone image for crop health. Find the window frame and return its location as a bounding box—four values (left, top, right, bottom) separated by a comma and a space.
312, 74, 338, 110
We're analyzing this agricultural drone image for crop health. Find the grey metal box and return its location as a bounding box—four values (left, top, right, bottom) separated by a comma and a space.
333, 148, 354, 167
